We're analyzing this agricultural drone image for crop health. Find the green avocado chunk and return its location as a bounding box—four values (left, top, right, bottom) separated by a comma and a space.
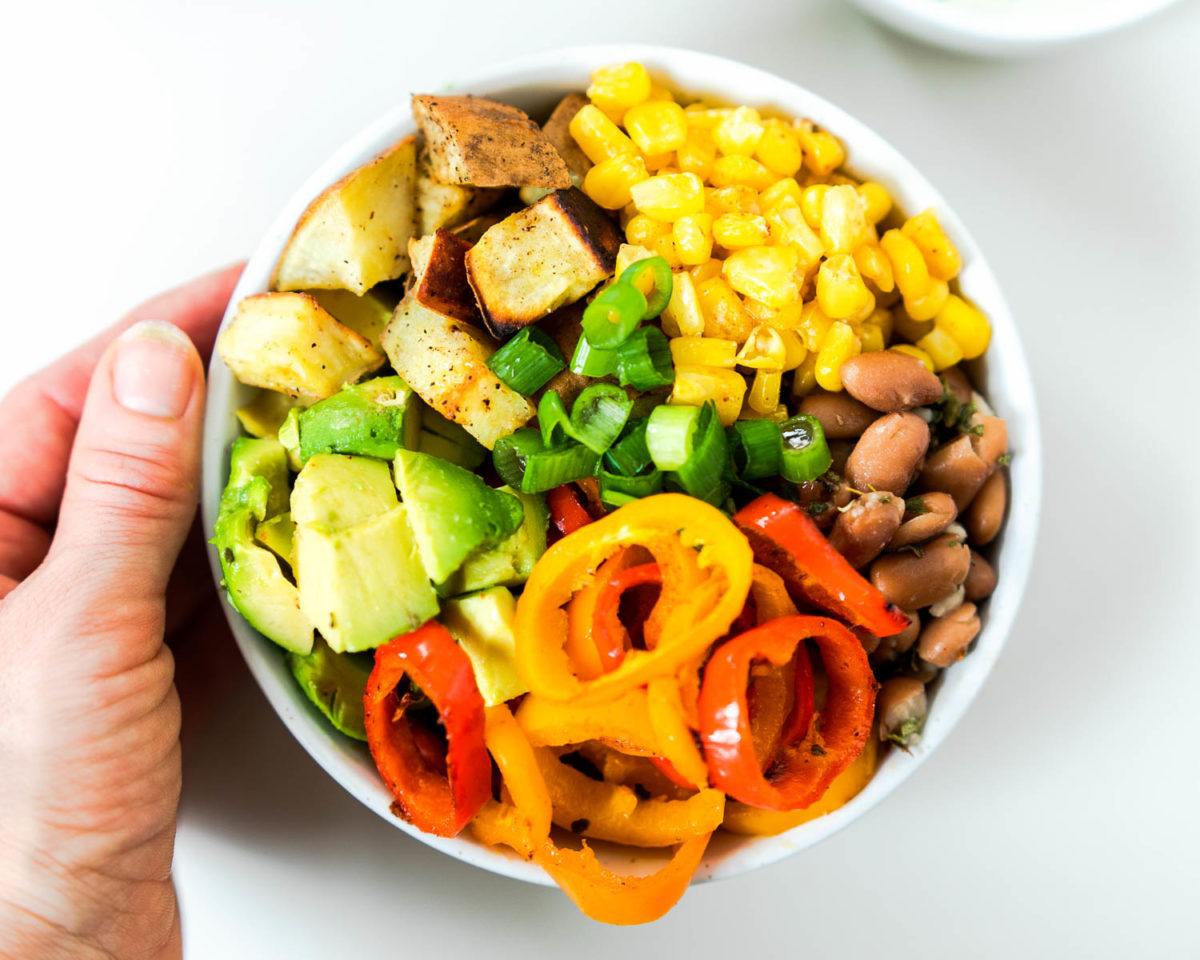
235, 388, 308, 440
292, 454, 438, 653
287, 635, 372, 740
441, 487, 549, 597
277, 407, 303, 471
214, 438, 314, 654
255, 511, 296, 570
441, 587, 526, 706
298, 376, 421, 464
417, 405, 487, 469
394, 450, 523, 584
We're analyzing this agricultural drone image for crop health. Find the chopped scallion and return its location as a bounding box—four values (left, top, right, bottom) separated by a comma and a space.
581, 281, 647, 349
729, 419, 783, 479
616, 326, 674, 390
485, 327, 566, 395
779, 413, 832, 483
618, 256, 673, 319
670, 401, 729, 506
570, 384, 633, 454
604, 418, 654, 477
570, 334, 619, 377
647, 404, 701, 471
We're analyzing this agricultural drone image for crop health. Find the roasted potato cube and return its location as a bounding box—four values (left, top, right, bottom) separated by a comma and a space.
381, 296, 534, 449
415, 148, 503, 236
408, 230, 482, 326
451, 212, 506, 244
412, 95, 571, 189
306, 288, 395, 349
464, 188, 621, 340
218, 293, 384, 399
542, 93, 592, 181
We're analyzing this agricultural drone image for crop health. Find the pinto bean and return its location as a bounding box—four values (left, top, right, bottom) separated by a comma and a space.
918, 415, 1008, 510
889, 491, 957, 548
839, 352, 945, 413
876, 677, 928, 747
917, 602, 981, 667
940, 365, 973, 405
845, 412, 930, 496
829, 492, 906, 568
964, 550, 997, 601
870, 532, 971, 609
828, 439, 855, 476
798, 393, 880, 439
964, 470, 1006, 545
868, 608, 920, 664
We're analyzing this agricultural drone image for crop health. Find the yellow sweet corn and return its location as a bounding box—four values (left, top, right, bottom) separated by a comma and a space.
712, 213, 770, 249
755, 119, 803, 177
801, 184, 827, 228
902, 209, 963, 281
696, 276, 754, 341
736, 325, 788, 370
625, 213, 670, 247
671, 365, 747, 426
713, 106, 765, 156
672, 212, 715, 266
791, 353, 818, 398
854, 242, 895, 294
867, 307, 894, 344
583, 153, 649, 210
795, 121, 845, 177
661, 271, 705, 337
677, 128, 717, 179
770, 301, 803, 330
764, 196, 825, 274
880, 228, 932, 302
670, 335, 738, 368
710, 155, 776, 190
569, 104, 637, 165
814, 321, 862, 392
706, 185, 760, 216
890, 343, 935, 372
743, 299, 778, 324
648, 232, 683, 269
683, 103, 733, 128
643, 151, 676, 172
587, 62, 651, 123
629, 172, 705, 221
759, 177, 804, 212
797, 300, 834, 352
935, 294, 991, 359
723, 246, 800, 309
614, 243, 656, 278
624, 100, 688, 155
857, 319, 886, 353
818, 184, 868, 256
690, 258, 724, 284
739, 402, 790, 423
858, 181, 893, 225
892, 311, 934, 344
749, 369, 783, 414
648, 82, 675, 103
903, 278, 949, 322
916, 326, 964, 371
817, 254, 875, 321
776, 328, 807, 370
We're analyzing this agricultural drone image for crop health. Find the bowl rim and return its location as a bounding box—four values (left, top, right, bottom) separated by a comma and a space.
201, 43, 1043, 889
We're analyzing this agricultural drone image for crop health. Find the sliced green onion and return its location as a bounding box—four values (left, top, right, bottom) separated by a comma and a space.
604, 418, 654, 477
646, 404, 701, 471
538, 390, 573, 448
618, 256, 673, 318
492, 428, 546, 488
521, 443, 600, 494
617, 327, 675, 390
729, 419, 783, 480
670, 401, 729, 506
779, 413, 833, 483
570, 334, 619, 377
598, 468, 663, 506
570, 384, 632, 454
485, 327, 566, 395
582, 281, 647, 349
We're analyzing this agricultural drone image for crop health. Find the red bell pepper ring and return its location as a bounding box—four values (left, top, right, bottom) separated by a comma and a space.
734, 493, 909, 638
592, 562, 662, 671
699, 615, 876, 811
364, 622, 491, 837
778, 645, 815, 748
548, 483, 594, 538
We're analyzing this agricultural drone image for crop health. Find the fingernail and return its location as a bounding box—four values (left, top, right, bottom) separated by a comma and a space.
112, 321, 197, 418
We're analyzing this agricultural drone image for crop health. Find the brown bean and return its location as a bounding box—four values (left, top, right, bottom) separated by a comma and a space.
965, 470, 1006, 545
798, 392, 880, 439
918, 413, 1008, 510
868, 608, 920, 663
917, 603, 981, 667
876, 677, 927, 746
845, 412, 930, 496
828, 439, 855, 476
889, 491, 957, 548
964, 550, 997, 601
829, 492, 906, 568
974, 415, 1009, 468
940, 365, 973, 405
839, 352, 945, 413
870, 533, 971, 609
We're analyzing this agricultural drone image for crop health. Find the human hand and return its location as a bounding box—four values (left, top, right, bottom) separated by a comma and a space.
0, 265, 244, 960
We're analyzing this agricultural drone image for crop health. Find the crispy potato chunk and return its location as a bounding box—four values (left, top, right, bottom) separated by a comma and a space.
409, 230, 482, 326
415, 149, 503, 236
542, 93, 592, 181
272, 137, 417, 295
464, 188, 621, 340
412, 94, 571, 189
381, 296, 534, 449
451, 213, 506, 244
218, 293, 384, 399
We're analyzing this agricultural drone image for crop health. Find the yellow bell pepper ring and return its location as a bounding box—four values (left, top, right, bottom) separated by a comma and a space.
482, 704, 552, 851
516, 688, 660, 757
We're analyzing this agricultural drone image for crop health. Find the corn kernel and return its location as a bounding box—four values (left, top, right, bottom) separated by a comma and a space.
817, 254, 875, 320
815, 321, 861, 392
818, 184, 868, 256
624, 100, 688, 156
776, 329, 807, 370
712, 213, 770, 249
630, 172, 705, 222
648, 233, 682, 269
796, 121, 845, 177
583, 153, 649, 210
677, 128, 717, 179
880, 229, 932, 302
672, 213, 714, 265
890, 343, 935, 372
754, 119, 803, 177
857, 320, 886, 353
713, 106, 765, 156
710, 155, 776, 190
904, 278, 949, 322
625, 213, 669, 247
648, 82, 675, 103
771, 301, 803, 331
744, 299, 779, 323
587, 62, 651, 123
759, 177, 804, 212
857, 182, 893, 225
854, 242, 895, 293
736, 325, 788, 371
661, 271, 705, 336
570, 104, 637, 166
791, 353, 818, 398
670, 335, 738, 368
696, 277, 754, 341
670, 365, 747, 426
902, 209, 963, 281
916, 326, 964, 371
893, 311, 934, 344
739, 402, 790, 423
642, 151, 676, 172
706, 185, 760, 216
800, 184, 826, 227
764, 197, 824, 274
723, 245, 800, 308
868, 307, 894, 344
682, 103, 733, 128
797, 300, 834, 352
689, 258, 724, 284
935, 295, 991, 359
749, 369, 783, 414
614, 243, 657, 278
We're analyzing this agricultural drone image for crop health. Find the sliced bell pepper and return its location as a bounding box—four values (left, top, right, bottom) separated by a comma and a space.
483, 704, 552, 850
734, 494, 909, 638
646, 675, 709, 789
593, 562, 662, 670
516, 687, 659, 756
548, 483, 593, 538
364, 622, 491, 837
699, 615, 876, 811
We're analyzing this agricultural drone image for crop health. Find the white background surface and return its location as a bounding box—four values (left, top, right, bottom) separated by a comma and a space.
4, 1, 1199, 957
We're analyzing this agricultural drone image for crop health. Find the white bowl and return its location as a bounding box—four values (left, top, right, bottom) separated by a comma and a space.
847, 0, 1182, 56
202, 44, 1042, 889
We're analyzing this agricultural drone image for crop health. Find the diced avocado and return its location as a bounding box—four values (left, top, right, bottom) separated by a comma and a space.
297, 376, 421, 464
417, 404, 487, 468
441, 488, 548, 596
441, 587, 526, 706
255, 511, 296, 569
214, 438, 314, 654
278, 407, 303, 471
287, 635, 373, 740
292, 454, 438, 652
394, 450, 523, 584
308, 288, 396, 349
236, 388, 308, 439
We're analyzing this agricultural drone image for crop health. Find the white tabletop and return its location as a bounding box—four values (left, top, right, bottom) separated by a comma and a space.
5, 1, 1199, 956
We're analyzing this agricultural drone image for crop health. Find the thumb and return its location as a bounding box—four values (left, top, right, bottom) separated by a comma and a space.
48, 320, 205, 606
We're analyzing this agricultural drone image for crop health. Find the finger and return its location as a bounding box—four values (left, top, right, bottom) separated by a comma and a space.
0, 263, 242, 531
